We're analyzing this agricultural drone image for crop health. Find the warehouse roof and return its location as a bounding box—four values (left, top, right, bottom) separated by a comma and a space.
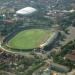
51, 63, 69, 73
16, 7, 37, 15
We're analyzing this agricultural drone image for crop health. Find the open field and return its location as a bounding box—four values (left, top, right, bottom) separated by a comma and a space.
7, 29, 52, 49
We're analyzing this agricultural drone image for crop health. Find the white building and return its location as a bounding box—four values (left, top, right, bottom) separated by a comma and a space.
16, 7, 37, 15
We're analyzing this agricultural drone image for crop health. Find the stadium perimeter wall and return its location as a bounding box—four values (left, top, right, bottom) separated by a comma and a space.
2, 25, 60, 51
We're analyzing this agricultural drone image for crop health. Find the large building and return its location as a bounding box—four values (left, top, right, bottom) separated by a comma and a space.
16, 7, 37, 15
51, 63, 70, 73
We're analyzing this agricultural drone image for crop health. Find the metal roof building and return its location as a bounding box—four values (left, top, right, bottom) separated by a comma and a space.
16, 7, 37, 15
51, 63, 70, 73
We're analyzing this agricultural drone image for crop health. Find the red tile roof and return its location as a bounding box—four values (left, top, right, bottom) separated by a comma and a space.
65, 50, 75, 61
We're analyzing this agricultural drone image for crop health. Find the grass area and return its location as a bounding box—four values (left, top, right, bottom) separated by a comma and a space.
7, 29, 52, 49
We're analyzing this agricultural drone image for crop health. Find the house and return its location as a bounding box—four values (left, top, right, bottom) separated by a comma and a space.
65, 50, 75, 63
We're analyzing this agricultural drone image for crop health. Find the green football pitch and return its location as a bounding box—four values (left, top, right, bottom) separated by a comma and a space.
7, 29, 52, 49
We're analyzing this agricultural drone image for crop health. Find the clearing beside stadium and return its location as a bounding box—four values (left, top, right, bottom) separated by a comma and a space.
7, 29, 52, 49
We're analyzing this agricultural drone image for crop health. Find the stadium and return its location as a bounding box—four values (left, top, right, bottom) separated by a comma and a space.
2, 26, 59, 52
2, 27, 53, 51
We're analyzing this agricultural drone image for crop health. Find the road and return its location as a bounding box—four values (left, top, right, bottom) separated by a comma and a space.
68, 69, 75, 75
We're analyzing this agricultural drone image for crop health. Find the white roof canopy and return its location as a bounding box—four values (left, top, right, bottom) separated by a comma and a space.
16, 7, 37, 15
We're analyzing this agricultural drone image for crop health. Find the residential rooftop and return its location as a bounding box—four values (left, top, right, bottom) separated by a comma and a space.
65, 50, 75, 62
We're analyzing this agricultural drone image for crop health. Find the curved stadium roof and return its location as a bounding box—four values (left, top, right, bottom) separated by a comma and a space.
16, 7, 37, 15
